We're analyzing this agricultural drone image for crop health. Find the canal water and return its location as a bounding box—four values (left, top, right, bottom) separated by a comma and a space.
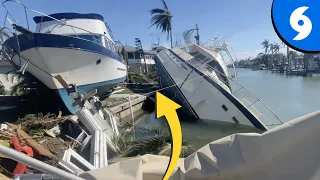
133, 68, 320, 151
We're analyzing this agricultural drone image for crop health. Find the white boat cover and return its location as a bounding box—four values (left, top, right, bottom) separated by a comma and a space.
79, 110, 320, 180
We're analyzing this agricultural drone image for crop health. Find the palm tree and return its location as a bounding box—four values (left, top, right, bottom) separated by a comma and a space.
183, 24, 200, 45
289, 51, 299, 69
261, 39, 270, 68
256, 52, 264, 65
271, 43, 280, 63
113, 127, 193, 158
149, 0, 173, 48
281, 41, 290, 69
261, 39, 270, 55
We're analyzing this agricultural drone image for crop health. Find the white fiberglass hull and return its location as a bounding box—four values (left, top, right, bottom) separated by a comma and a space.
11, 47, 127, 90
5, 33, 127, 114
155, 49, 267, 131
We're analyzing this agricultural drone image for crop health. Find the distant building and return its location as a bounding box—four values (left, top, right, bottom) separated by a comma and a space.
311, 54, 320, 69
115, 45, 159, 73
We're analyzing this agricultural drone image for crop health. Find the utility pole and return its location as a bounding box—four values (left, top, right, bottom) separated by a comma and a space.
287, 44, 291, 74
135, 38, 148, 74
195, 24, 200, 45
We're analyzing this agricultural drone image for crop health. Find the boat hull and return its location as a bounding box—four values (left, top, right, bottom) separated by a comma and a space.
155, 48, 267, 131
5, 33, 127, 114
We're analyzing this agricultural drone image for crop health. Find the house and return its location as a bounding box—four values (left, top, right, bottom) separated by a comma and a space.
115, 45, 157, 73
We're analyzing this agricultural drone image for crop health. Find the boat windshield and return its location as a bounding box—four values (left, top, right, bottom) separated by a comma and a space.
182, 50, 230, 89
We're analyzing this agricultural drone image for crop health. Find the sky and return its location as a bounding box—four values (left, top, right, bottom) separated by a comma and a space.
0, 0, 288, 62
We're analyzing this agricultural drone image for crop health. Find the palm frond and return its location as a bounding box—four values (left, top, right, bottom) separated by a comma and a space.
140, 126, 166, 135
112, 134, 131, 154
158, 143, 171, 156
161, 0, 169, 10
149, 8, 166, 15
149, 0, 172, 43
150, 14, 168, 29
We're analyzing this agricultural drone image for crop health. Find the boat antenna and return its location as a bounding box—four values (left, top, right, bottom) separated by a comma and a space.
202, 24, 254, 47
215, 24, 254, 45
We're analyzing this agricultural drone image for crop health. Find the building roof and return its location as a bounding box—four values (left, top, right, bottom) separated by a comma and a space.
115, 45, 137, 52
115, 45, 157, 55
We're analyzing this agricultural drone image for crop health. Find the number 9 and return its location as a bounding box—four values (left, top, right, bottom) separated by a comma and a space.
290, 6, 312, 41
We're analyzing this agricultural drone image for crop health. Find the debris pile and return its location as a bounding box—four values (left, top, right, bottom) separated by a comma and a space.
0, 95, 120, 179
0, 76, 123, 179
0, 113, 74, 178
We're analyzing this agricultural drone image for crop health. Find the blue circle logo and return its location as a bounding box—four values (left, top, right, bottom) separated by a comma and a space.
272, 0, 320, 52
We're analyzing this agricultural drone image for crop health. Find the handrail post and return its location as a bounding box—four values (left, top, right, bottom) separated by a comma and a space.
38, 15, 43, 33
3, 11, 8, 27
24, 7, 29, 29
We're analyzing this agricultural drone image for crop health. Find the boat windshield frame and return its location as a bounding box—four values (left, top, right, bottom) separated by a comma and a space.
177, 44, 231, 89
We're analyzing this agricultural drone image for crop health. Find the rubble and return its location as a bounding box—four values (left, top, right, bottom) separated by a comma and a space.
0, 114, 75, 178
0, 76, 122, 179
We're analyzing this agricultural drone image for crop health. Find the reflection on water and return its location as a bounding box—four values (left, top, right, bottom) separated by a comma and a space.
134, 68, 320, 151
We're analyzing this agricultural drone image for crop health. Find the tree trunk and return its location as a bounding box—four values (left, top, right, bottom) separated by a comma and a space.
170, 27, 173, 49
287, 45, 291, 72
196, 24, 200, 45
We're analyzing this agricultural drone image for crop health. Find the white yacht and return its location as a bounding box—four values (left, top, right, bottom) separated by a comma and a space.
155, 43, 282, 131
2, 1, 127, 114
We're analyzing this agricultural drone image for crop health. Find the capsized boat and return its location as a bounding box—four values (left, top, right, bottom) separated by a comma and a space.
154, 43, 283, 131
1, 1, 127, 114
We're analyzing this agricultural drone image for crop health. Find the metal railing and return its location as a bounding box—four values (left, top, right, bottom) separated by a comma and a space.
2, 0, 114, 47
172, 45, 283, 128
205, 43, 238, 78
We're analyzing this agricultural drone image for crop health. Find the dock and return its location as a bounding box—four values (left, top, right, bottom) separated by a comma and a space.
105, 94, 147, 122
286, 70, 313, 77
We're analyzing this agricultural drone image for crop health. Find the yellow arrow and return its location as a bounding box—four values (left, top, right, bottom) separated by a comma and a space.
156, 92, 182, 180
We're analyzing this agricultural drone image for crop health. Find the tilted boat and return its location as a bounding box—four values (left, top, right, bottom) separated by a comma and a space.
154, 43, 283, 131
1, 0, 127, 114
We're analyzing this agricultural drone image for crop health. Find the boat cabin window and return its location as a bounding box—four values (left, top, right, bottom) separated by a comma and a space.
104, 38, 115, 52
189, 51, 229, 85
73, 34, 103, 45
207, 60, 228, 84
128, 52, 134, 59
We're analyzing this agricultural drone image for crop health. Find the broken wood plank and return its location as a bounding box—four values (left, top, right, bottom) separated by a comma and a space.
0, 173, 11, 180
72, 89, 97, 107
5, 122, 18, 130
16, 129, 55, 158
54, 75, 69, 89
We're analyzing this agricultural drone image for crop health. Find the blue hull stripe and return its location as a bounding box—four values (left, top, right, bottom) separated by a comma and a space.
167, 49, 267, 131
4, 33, 124, 63
56, 76, 126, 114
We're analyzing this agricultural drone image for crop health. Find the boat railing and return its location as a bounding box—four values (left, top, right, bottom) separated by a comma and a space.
205, 44, 238, 78
205, 64, 284, 128
172, 46, 283, 129
2, 0, 113, 46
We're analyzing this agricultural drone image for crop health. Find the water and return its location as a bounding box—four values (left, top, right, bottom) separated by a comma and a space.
234, 68, 320, 122
134, 68, 320, 151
